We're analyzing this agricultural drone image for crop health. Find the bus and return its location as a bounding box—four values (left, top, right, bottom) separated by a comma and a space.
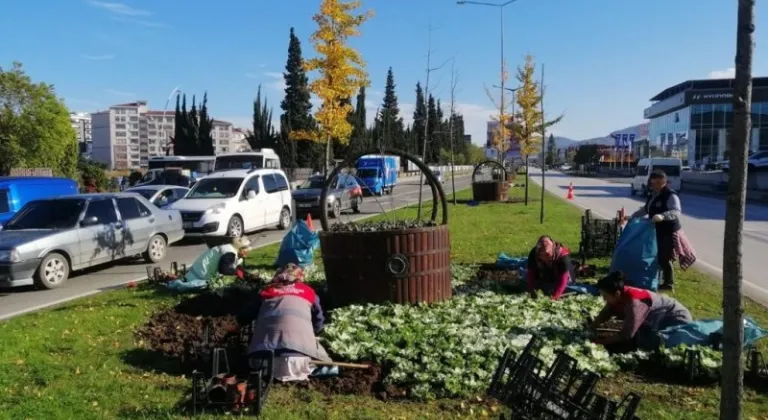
214, 149, 281, 171
147, 155, 216, 174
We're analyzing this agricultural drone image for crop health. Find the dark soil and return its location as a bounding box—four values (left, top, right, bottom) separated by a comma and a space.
287, 363, 409, 401
457, 265, 526, 294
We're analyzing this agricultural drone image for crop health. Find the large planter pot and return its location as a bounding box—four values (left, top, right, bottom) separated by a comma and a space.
318, 149, 451, 307
472, 160, 509, 202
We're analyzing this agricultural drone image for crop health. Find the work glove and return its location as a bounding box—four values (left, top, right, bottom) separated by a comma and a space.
652, 214, 664, 223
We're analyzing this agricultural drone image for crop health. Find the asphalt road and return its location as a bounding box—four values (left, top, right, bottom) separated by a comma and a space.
0, 175, 472, 320
529, 169, 768, 306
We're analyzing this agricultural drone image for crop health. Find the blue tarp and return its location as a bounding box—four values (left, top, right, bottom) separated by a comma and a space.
610, 218, 660, 291
275, 220, 320, 268
496, 253, 528, 279
565, 284, 600, 296
659, 317, 768, 349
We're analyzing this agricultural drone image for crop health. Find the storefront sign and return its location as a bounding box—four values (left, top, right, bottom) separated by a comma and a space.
686, 88, 768, 104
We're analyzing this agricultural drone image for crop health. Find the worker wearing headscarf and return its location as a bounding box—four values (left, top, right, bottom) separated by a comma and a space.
166, 237, 253, 292
236, 263, 331, 382
526, 235, 575, 300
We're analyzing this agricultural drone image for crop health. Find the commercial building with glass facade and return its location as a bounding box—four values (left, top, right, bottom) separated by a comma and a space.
643, 77, 768, 165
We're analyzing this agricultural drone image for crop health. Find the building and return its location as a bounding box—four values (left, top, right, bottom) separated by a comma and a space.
643, 77, 768, 165
232, 127, 250, 152
91, 101, 241, 169
463, 134, 472, 145
69, 112, 92, 155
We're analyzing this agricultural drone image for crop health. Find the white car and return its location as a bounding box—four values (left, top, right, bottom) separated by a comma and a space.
126, 185, 190, 208
169, 168, 293, 237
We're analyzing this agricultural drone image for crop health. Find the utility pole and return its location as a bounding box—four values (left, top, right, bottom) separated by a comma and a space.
448, 61, 459, 205
417, 24, 450, 219
539, 64, 546, 224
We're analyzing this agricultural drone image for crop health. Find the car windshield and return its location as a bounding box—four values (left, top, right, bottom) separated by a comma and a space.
3, 199, 85, 230
652, 165, 681, 177
130, 189, 157, 201
187, 178, 243, 199
299, 177, 327, 189
357, 168, 378, 178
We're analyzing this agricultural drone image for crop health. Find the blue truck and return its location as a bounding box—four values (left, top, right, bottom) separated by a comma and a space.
355, 155, 398, 196
0, 177, 79, 228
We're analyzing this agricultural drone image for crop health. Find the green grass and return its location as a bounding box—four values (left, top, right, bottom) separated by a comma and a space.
0, 182, 767, 419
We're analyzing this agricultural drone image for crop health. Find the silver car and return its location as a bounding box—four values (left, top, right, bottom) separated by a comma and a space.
0, 193, 184, 289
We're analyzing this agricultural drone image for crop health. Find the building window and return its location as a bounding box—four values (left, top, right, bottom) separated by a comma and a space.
115, 124, 126, 130
115, 131, 126, 137
695, 128, 718, 162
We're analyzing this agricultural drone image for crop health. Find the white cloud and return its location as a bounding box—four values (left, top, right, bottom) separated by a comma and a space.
87, 1, 150, 16
248, 71, 286, 91
110, 16, 168, 28
104, 88, 135, 98
81, 54, 115, 61
708, 67, 735, 79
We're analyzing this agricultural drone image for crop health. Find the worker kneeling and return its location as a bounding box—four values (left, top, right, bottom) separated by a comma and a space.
167, 236, 253, 292
527, 235, 574, 300
236, 263, 332, 382
589, 271, 692, 353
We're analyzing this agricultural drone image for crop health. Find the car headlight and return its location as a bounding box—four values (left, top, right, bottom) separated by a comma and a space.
204, 203, 227, 215
0, 249, 21, 263
326, 195, 336, 202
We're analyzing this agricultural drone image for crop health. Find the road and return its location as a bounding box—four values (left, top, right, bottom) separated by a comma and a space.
0, 175, 472, 320
529, 169, 768, 306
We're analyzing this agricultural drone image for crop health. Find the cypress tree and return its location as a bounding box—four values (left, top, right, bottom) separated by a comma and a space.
280, 27, 319, 169
247, 85, 276, 151
198, 92, 215, 155
426, 94, 438, 162
172, 94, 183, 155
412, 82, 427, 157
374, 67, 405, 151
347, 86, 368, 159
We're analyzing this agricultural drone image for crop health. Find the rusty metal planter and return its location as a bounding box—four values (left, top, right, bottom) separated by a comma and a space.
472, 160, 509, 202
318, 148, 452, 307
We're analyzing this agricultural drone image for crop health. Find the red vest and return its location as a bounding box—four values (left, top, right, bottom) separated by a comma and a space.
260, 281, 316, 305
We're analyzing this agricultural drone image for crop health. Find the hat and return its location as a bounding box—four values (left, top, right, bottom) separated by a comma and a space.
232, 236, 252, 251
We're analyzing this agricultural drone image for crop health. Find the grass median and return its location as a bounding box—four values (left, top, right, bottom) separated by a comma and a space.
0, 183, 766, 419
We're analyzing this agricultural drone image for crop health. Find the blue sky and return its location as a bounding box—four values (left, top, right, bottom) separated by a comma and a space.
2, 0, 767, 145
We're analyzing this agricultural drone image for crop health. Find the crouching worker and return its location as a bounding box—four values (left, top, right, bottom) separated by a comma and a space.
589, 271, 692, 353
235, 263, 332, 382
527, 235, 575, 300
166, 237, 253, 292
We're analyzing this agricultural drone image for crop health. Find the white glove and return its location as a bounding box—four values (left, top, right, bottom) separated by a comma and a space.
652, 214, 664, 223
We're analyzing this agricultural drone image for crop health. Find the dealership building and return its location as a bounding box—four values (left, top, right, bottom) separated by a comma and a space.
643, 77, 768, 165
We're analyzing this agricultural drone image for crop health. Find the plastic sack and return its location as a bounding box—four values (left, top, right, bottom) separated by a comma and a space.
564, 284, 600, 296
659, 317, 768, 349
496, 253, 528, 279
610, 218, 660, 291
275, 220, 320, 268
166, 278, 208, 293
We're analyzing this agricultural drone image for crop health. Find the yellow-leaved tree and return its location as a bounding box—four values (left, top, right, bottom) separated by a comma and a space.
514, 54, 562, 204
484, 60, 516, 165
291, 0, 373, 173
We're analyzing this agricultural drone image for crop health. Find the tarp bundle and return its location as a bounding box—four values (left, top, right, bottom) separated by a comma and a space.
275, 220, 320, 268
610, 218, 660, 291
496, 253, 528, 279
659, 317, 768, 349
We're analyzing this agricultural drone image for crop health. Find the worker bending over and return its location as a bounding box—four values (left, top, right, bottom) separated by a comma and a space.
235, 263, 332, 382
589, 271, 692, 353
167, 237, 253, 291
526, 235, 575, 300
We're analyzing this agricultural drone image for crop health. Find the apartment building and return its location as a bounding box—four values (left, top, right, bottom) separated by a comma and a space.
69, 112, 92, 155
92, 101, 244, 169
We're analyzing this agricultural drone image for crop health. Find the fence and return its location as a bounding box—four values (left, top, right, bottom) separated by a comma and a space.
9, 168, 53, 177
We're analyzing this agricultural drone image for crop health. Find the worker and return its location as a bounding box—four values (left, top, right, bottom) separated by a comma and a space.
589, 271, 692, 353
235, 263, 332, 382
630, 169, 696, 291
526, 235, 575, 300
166, 236, 253, 291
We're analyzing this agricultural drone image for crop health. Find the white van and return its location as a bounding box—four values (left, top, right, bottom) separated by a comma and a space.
214, 149, 281, 171
630, 158, 683, 196
169, 168, 293, 237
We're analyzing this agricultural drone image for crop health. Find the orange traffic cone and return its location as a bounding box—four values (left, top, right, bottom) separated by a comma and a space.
566, 183, 574, 200
305, 213, 314, 231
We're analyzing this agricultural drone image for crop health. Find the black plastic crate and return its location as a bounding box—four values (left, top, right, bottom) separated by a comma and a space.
579, 210, 622, 260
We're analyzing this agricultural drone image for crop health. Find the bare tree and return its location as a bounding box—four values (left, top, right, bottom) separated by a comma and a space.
448, 61, 460, 205
720, 0, 754, 418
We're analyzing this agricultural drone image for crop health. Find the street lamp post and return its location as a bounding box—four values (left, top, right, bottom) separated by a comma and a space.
457, 0, 521, 165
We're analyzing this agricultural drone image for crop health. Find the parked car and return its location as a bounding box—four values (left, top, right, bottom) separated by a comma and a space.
168, 168, 293, 238
0, 177, 78, 229
126, 185, 190, 208
425, 170, 444, 185
293, 174, 362, 218
631, 157, 683, 196
721, 151, 768, 172
0, 193, 183, 289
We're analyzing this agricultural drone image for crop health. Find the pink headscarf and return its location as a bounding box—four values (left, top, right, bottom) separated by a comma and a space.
269, 263, 305, 287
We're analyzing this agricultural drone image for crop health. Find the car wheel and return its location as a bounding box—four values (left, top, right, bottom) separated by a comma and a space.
329, 200, 341, 219
278, 207, 291, 230
143, 234, 167, 263
352, 197, 361, 214
227, 215, 244, 237
34, 252, 69, 290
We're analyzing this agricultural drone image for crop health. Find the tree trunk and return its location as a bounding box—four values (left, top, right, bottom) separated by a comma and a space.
720, 1, 754, 418
524, 155, 529, 206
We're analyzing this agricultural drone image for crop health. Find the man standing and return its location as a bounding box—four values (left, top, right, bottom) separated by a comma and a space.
631, 170, 696, 291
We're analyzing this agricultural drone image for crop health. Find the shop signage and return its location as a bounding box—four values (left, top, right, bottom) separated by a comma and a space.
686, 88, 768, 104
